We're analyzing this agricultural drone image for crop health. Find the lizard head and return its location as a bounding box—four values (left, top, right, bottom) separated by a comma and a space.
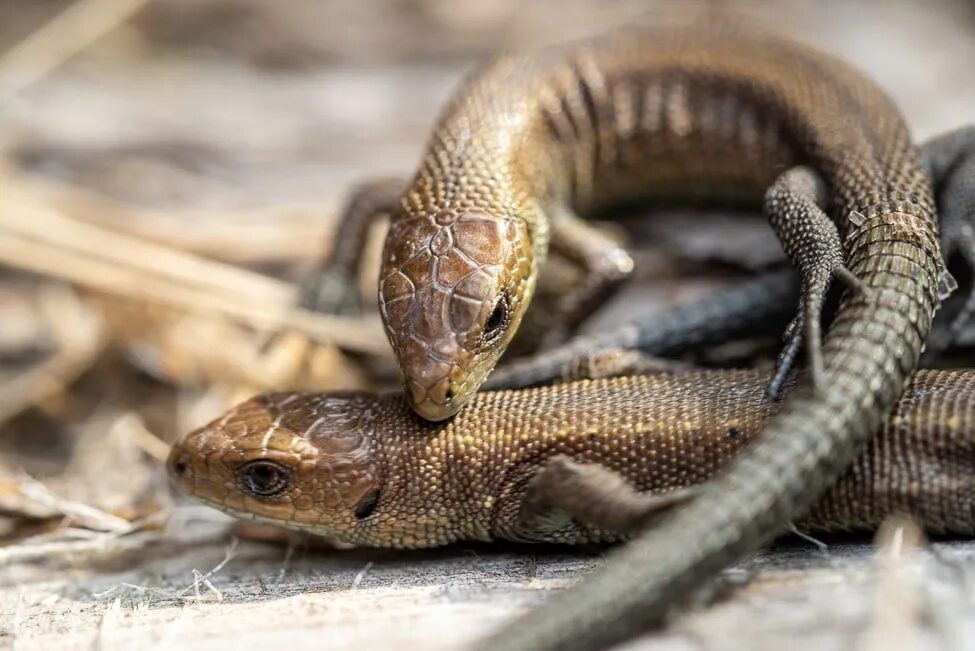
379, 208, 536, 421
167, 392, 383, 545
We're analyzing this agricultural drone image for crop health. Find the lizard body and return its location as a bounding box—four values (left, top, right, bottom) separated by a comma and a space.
368, 21, 942, 648
169, 368, 975, 547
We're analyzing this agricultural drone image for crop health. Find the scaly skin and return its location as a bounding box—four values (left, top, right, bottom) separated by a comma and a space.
168, 368, 975, 546
485, 269, 798, 390
482, 126, 975, 391
375, 21, 942, 650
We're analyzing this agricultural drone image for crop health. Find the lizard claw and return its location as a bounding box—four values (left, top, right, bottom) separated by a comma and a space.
768, 315, 802, 400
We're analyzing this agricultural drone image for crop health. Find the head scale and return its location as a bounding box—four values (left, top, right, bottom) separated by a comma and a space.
379, 208, 535, 420
167, 392, 382, 544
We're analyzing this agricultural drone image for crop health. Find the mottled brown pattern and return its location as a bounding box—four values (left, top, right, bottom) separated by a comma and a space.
169, 369, 975, 548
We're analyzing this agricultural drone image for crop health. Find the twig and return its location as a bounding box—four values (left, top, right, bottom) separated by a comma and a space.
110, 413, 173, 463
8, 169, 338, 263
351, 561, 374, 589
15, 474, 133, 533
92, 581, 159, 599
274, 541, 296, 585
862, 516, 925, 651
0, 286, 104, 425
0, 0, 151, 102
0, 201, 388, 354
2, 190, 290, 303
787, 523, 829, 554
177, 537, 239, 601
0, 529, 163, 566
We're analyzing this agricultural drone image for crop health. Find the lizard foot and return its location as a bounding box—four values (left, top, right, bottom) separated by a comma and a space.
298, 267, 362, 317
298, 176, 405, 318
765, 166, 870, 399
518, 455, 697, 538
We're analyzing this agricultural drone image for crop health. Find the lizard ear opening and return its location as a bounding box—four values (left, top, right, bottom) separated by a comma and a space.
354, 488, 380, 520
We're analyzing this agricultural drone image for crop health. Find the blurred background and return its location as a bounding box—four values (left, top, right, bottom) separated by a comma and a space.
1, 0, 975, 648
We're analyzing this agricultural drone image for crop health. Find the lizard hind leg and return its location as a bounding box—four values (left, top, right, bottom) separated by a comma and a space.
517, 455, 697, 540
764, 167, 868, 399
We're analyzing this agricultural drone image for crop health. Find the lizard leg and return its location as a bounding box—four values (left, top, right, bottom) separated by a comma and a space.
920, 127, 975, 356
563, 347, 693, 382
546, 211, 635, 345
519, 455, 696, 537
299, 178, 404, 316
765, 167, 867, 399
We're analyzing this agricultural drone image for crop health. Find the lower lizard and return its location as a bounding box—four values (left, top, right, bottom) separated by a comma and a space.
169, 368, 975, 547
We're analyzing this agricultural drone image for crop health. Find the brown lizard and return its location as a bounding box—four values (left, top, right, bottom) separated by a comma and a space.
168, 368, 975, 547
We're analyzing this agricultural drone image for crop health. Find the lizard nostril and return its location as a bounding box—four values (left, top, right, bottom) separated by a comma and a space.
171, 456, 189, 476
444, 388, 454, 404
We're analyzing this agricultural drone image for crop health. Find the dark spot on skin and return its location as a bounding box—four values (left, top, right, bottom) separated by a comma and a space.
239, 460, 292, 497
173, 460, 188, 476
727, 427, 742, 439
354, 488, 380, 520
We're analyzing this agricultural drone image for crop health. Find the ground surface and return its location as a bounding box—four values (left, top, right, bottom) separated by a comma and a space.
6, 516, 975, 650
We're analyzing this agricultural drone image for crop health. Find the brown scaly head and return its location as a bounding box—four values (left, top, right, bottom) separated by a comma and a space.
376, 56, 551, 421
379, 205, 539, 421
167, 392, 383, 545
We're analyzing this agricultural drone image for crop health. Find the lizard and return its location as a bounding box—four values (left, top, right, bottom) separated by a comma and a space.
168, 367, 975, 548
295, 19, 949, 651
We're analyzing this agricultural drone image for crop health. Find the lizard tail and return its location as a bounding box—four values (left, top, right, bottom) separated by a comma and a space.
477, 210, 944, 650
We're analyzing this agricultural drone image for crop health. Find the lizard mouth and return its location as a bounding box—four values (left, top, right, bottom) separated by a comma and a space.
406, 377, 460, 421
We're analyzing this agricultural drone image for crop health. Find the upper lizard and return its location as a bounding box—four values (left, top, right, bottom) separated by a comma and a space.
367, 18, 943, 651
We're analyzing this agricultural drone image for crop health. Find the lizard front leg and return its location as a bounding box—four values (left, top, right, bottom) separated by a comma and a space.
765, 166, 868, 399
545, 210, 635, 345
518, 455, 696, 538
299, 178, 404, 316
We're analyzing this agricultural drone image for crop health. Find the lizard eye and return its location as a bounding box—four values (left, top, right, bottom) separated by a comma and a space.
482, 293, 510, 346
239, 460, 292, 497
